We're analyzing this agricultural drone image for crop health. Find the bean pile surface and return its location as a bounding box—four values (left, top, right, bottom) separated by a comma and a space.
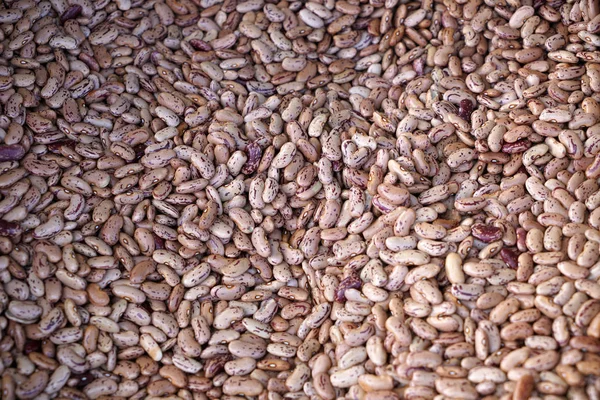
1, 0, 600, 399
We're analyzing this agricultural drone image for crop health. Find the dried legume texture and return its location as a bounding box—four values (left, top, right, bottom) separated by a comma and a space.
0, 0, 600, 399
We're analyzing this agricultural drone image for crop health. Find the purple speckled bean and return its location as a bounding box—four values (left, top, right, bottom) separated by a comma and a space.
471, 224, 503, 243
334, 274, 362, 302
242, 142, 262, 175
502, 139, 531, 154
60, 5, 82, 23
0, 144, 25, 161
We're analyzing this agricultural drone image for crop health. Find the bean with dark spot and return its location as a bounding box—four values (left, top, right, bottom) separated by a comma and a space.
471, 224, 503, 243
242, 142, 262, 175
73, 372, 95, 388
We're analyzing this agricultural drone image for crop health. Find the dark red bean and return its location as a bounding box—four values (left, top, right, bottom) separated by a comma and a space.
471, 224, 503, 243
23, 340, 41, 355
458, 99, 474, 121
188, 39, 212, 51
0, 144, 26, 161
0, 220, 22, 236
133, 144, 146, 161
60, 4, 82, 23
204, 354, 232, 378
73, 372, 95, 388
335, 274, 362, 302
500, 248, 519, 269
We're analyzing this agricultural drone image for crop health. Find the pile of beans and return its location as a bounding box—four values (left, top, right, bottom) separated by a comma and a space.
1, 0, 600, 398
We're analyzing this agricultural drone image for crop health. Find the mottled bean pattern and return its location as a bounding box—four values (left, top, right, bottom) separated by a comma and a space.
0, 0, 600, 399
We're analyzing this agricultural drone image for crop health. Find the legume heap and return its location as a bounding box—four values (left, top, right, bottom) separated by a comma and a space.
0, 0, 600, 399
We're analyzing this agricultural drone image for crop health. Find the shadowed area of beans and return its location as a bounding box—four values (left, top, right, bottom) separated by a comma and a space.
0, 0, 600, 399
